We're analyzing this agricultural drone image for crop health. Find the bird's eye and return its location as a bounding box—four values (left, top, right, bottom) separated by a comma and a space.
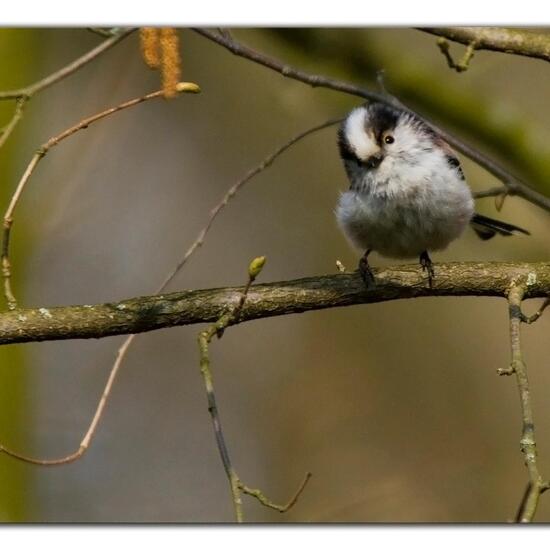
384, 135, 394, 144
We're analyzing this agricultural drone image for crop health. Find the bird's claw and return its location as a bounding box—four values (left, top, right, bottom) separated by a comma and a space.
358, 254, 376, 288
419, 251, 435, 289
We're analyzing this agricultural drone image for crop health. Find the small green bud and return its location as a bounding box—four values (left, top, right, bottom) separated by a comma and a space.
248, 256, 266, 279
175, 82, 201, 94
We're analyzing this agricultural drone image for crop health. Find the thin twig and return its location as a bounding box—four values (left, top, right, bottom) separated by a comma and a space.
0, 116, 336, 468
0, 333, 136, 465
523, 297, 550, 325
216, 28, 234, 42
158, 117, 340, 292
198, 311, 242, 520
0, 28, 145, 466
197, 257, 310, 521
473, 186, 510, 211
53, 120, 337, 471
240, 472, 312, 513
502, 285, 549, 522
0, 29, 135, 101
192, 28, 550, 214
197, 258, 264, 521
514, 482, 533, 522
436, 38, 477, 72
0, 85, 201, 466
1, 82, 200, 310
88, 28, 123, 38
0, 29, 134, 166
0, 97, 28, 151
473, 186, 510, 200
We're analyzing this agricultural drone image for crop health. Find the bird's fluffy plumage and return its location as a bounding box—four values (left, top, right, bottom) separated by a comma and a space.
335, 103, 526, 260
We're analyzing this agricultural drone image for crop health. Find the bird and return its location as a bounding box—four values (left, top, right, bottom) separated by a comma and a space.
335, 102, 529, 287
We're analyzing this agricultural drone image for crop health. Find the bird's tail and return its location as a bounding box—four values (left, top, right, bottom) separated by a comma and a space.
470, 213, 530, 241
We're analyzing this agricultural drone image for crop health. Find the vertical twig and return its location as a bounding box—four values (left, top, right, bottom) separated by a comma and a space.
0, 97, 28, 151
197, 256, 311, 522
501, 285, 549, 522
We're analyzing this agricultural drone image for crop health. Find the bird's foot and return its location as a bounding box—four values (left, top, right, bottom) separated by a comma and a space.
419, 251, 435, 289
358, 250, 375, 288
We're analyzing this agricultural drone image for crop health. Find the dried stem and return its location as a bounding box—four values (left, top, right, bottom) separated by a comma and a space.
192, 28, 550, 214
1, 82, 200, 310
197, 257, 310, 521
501, 285, 549, 522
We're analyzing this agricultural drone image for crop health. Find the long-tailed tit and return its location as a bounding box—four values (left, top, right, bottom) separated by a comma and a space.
336, 102, 529, 286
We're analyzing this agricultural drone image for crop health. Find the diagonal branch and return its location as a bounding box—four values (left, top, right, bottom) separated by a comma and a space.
192, 28, 550, 214
0, 30, 136, 159
0, 97, 28, 150
157, 117, 340, 291
419, 28, 550, 64
0, 262, 548, 346
0, 29, 135, 101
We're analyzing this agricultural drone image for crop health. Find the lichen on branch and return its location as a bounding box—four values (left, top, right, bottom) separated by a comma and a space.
0, 262, 548, 346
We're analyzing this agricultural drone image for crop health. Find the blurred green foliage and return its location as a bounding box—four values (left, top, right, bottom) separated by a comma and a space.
0, 28, 39, 521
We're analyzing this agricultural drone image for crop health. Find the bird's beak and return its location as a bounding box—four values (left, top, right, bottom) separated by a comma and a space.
365, 153, 384, 169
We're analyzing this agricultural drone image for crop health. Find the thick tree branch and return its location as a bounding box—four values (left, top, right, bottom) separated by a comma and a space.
0, 262, 548, 346
420, 28, 550, 64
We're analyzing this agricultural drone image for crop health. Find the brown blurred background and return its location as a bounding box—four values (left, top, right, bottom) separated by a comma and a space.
0, 28, 550, 522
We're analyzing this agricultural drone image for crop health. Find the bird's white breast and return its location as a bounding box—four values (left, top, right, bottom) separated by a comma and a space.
336, 148, 474, 258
